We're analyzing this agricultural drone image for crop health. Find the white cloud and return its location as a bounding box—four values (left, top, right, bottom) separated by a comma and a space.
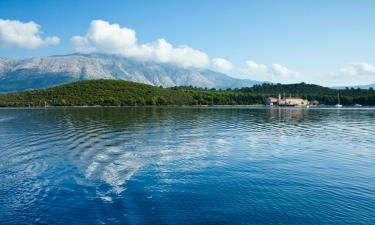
72, 20, 209, 68
242, 60, 268, 74
339, 62, 375, 76
271, 64, 299, 77
238, 60, 300, 82
0, 19, 59, 49
212, 58, 233, 73
72, 19, 136, 53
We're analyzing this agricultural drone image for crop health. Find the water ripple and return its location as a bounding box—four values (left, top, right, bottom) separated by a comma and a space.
0, 108, 375, 224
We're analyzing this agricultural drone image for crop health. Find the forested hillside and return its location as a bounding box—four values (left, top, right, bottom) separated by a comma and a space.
0, 80, 374, 106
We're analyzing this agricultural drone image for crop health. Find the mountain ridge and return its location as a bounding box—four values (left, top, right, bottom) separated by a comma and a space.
333, 83, 375, 89
0, 53, 262, 92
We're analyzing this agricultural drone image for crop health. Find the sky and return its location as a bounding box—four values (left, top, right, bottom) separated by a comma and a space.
0, 0, 375, 86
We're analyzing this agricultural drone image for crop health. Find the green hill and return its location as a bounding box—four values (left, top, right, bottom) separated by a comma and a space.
0, 80, 193, 107
0, 80, 374, 106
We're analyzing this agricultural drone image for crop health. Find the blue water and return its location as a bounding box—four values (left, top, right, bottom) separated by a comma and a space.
0, 107, 374, 224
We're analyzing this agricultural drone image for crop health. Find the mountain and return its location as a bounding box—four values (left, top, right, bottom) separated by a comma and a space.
356, 84, 375, 89
344, 84, 375, 89
0, 54, 261, 92
333, 84, 375, 89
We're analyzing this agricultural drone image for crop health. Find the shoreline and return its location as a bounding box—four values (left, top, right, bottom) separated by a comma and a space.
1, 105, 374, 110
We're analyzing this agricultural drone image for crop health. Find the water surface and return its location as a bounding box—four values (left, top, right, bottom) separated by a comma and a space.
0, 107, 374, 224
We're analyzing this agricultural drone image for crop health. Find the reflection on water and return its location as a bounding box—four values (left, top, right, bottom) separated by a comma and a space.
0, 107, 375, 225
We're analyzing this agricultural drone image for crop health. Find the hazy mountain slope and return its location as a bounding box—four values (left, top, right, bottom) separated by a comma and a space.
357, 84, 375, 89
0, 54, 262, 92
336, 84, 375, 89
0, 58, 16, 77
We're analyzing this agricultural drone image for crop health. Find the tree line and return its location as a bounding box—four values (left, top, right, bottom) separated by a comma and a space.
0, 80, 374, 107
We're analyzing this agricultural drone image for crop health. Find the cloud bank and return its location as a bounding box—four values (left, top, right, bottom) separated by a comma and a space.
0, 18, 305, 82
339, 62, 375, 76
212, 58, 233, 73
239, 60, 299, 82
71, 20, 303, 80
0, 19, 59, 49
72, 20, 209, 68
271, 64, 299, 77
241, 60, 268, 75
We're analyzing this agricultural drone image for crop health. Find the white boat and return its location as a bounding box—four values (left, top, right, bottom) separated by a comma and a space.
335, 92, 343, 108
354, 104, 362, 107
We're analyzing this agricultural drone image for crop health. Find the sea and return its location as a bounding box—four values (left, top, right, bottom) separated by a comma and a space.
0, 107, 374, 224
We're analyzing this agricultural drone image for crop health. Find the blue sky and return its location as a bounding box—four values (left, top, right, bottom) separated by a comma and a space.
0, 0, 375, 86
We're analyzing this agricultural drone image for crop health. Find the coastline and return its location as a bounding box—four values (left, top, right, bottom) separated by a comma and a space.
1, 105, 374, 110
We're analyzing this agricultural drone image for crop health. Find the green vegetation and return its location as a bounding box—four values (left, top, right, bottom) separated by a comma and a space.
240, 82, 375, 105
0, 80, 374, 107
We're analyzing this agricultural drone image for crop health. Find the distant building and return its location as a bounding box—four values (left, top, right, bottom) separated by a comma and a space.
265, 97, 278, 106
284, 98, 309, 107
265, 94, 309, 107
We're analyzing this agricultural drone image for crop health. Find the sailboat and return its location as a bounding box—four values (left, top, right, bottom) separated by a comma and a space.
335, 92, 343, 108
